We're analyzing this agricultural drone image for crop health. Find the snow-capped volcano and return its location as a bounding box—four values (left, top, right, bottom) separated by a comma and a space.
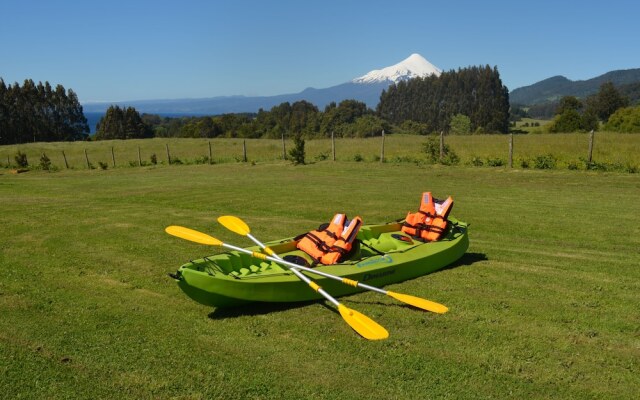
352, 53, 442, 84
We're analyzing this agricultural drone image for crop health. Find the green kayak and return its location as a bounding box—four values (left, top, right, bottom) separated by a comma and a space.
170, 218, 469, 308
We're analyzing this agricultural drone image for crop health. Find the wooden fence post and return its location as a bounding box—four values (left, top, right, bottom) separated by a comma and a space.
111, 146, 116, 167
165, 143, 171, 164
84, 149, 90, 169
439, 131, 444, 162
380, 130, 385, 163
62, 150, 69, 169
242, 140, 247, 162
137, 146, 142, 166
281, 133, 287, 160
208, 141, 213, 164
331, 131, 336, 161
509, 133, 514, 168
588, 130, 594, 164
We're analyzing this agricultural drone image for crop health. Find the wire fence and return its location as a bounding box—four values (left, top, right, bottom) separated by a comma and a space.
1, 132, 639, 173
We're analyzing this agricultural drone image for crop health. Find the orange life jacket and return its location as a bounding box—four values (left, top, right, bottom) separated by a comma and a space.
401, 192, 453, 241
296, 214, 363, 265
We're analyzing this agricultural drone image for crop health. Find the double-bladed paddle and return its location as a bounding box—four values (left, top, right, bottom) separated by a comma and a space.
217, 215, 449, 314
165, 225, 389, 341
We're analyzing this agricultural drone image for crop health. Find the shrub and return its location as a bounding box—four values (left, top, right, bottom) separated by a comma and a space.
98, 161, 108, 170
15, 151, 29, 168
422, 136, 459, 165
486, 157, 505, 167
314, 151, 329, 161
39, 153, 52, 171
194, 156, 210, 165
150, 154, 157, 165
470, 157, 484, 167
534, 154, 557, 169
353, 153, 364, 162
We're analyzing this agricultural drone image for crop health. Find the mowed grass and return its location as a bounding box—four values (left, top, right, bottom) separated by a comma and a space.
1, 132, 639, 171
1, 162, 639, 399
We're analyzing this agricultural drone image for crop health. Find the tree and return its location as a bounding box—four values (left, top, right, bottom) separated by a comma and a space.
288, 133, 305, 165
95, 105, 150, 140
548, 109, 583, 133
587, 82, 630, 122
548, 96, 597, 133
449, 114, 471, 135
555, 96, 582, 115
604, 106, 640, 133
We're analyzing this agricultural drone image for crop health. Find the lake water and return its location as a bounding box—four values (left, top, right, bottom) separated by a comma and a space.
84, 112, 205, 134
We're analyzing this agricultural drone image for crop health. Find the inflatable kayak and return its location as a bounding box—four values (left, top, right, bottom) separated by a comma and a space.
168, 217, 469, 308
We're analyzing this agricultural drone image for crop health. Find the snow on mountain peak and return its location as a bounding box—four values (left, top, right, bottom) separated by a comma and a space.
352, 53, 442, 84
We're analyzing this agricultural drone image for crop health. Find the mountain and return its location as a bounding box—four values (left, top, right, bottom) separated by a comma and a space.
82, 54, 441, 114
352, 53, 441, 84
510, 68, 640, 105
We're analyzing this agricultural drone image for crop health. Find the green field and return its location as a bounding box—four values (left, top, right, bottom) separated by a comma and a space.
2, 132, 639, 172
1, 161, 639, 399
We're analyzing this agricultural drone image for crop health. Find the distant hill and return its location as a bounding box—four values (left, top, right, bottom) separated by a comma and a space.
82, 54, 441, 115
83, 82, 391, 115
510, 68, 640, 105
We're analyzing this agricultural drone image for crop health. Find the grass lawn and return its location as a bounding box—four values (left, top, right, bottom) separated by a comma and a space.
1, 162, 638, 399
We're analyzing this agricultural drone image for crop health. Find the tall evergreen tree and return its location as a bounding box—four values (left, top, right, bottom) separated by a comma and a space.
0, 79, 88, 143
95, 105, 149, 140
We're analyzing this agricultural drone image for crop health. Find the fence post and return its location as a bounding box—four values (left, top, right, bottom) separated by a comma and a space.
165, 143, 171, 164
509, 133, 514, 168
137, 146, 142, 166
282, 133, 287, 160
242, 140, 247, 162
84, 149, 90, 169
111, 146, 116, 167
380, 130, 385, 163
62, 150, 69, 169
439, 131, 444, 162
208, 141, 213, 164
588, 129, 594, 164
331, 131, 336, 161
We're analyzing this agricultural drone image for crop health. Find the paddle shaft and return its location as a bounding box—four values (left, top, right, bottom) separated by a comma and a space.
222, 241, 342, 307
245, 233, 388, 296
245, 235, 448, 314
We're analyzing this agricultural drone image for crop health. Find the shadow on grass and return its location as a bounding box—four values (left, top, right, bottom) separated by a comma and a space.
440, 252, 488, 272
208, 299, 324, 320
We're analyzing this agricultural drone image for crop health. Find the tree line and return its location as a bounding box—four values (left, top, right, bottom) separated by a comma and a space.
2, 66, 516, 144
135, 99, 390, 140
0, 79, 89, 144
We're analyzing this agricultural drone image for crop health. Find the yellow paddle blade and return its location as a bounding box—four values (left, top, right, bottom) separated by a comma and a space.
387, 291, 449, 314
165, 226, 222, 246
337, 304, 389, 340
218, 215, 250, 236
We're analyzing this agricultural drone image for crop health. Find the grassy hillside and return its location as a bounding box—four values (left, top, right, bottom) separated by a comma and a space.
1, 163, 638, 399
1, 133, 639, 173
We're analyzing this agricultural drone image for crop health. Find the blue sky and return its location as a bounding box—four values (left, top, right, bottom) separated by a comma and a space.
1, 0, 638, 103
